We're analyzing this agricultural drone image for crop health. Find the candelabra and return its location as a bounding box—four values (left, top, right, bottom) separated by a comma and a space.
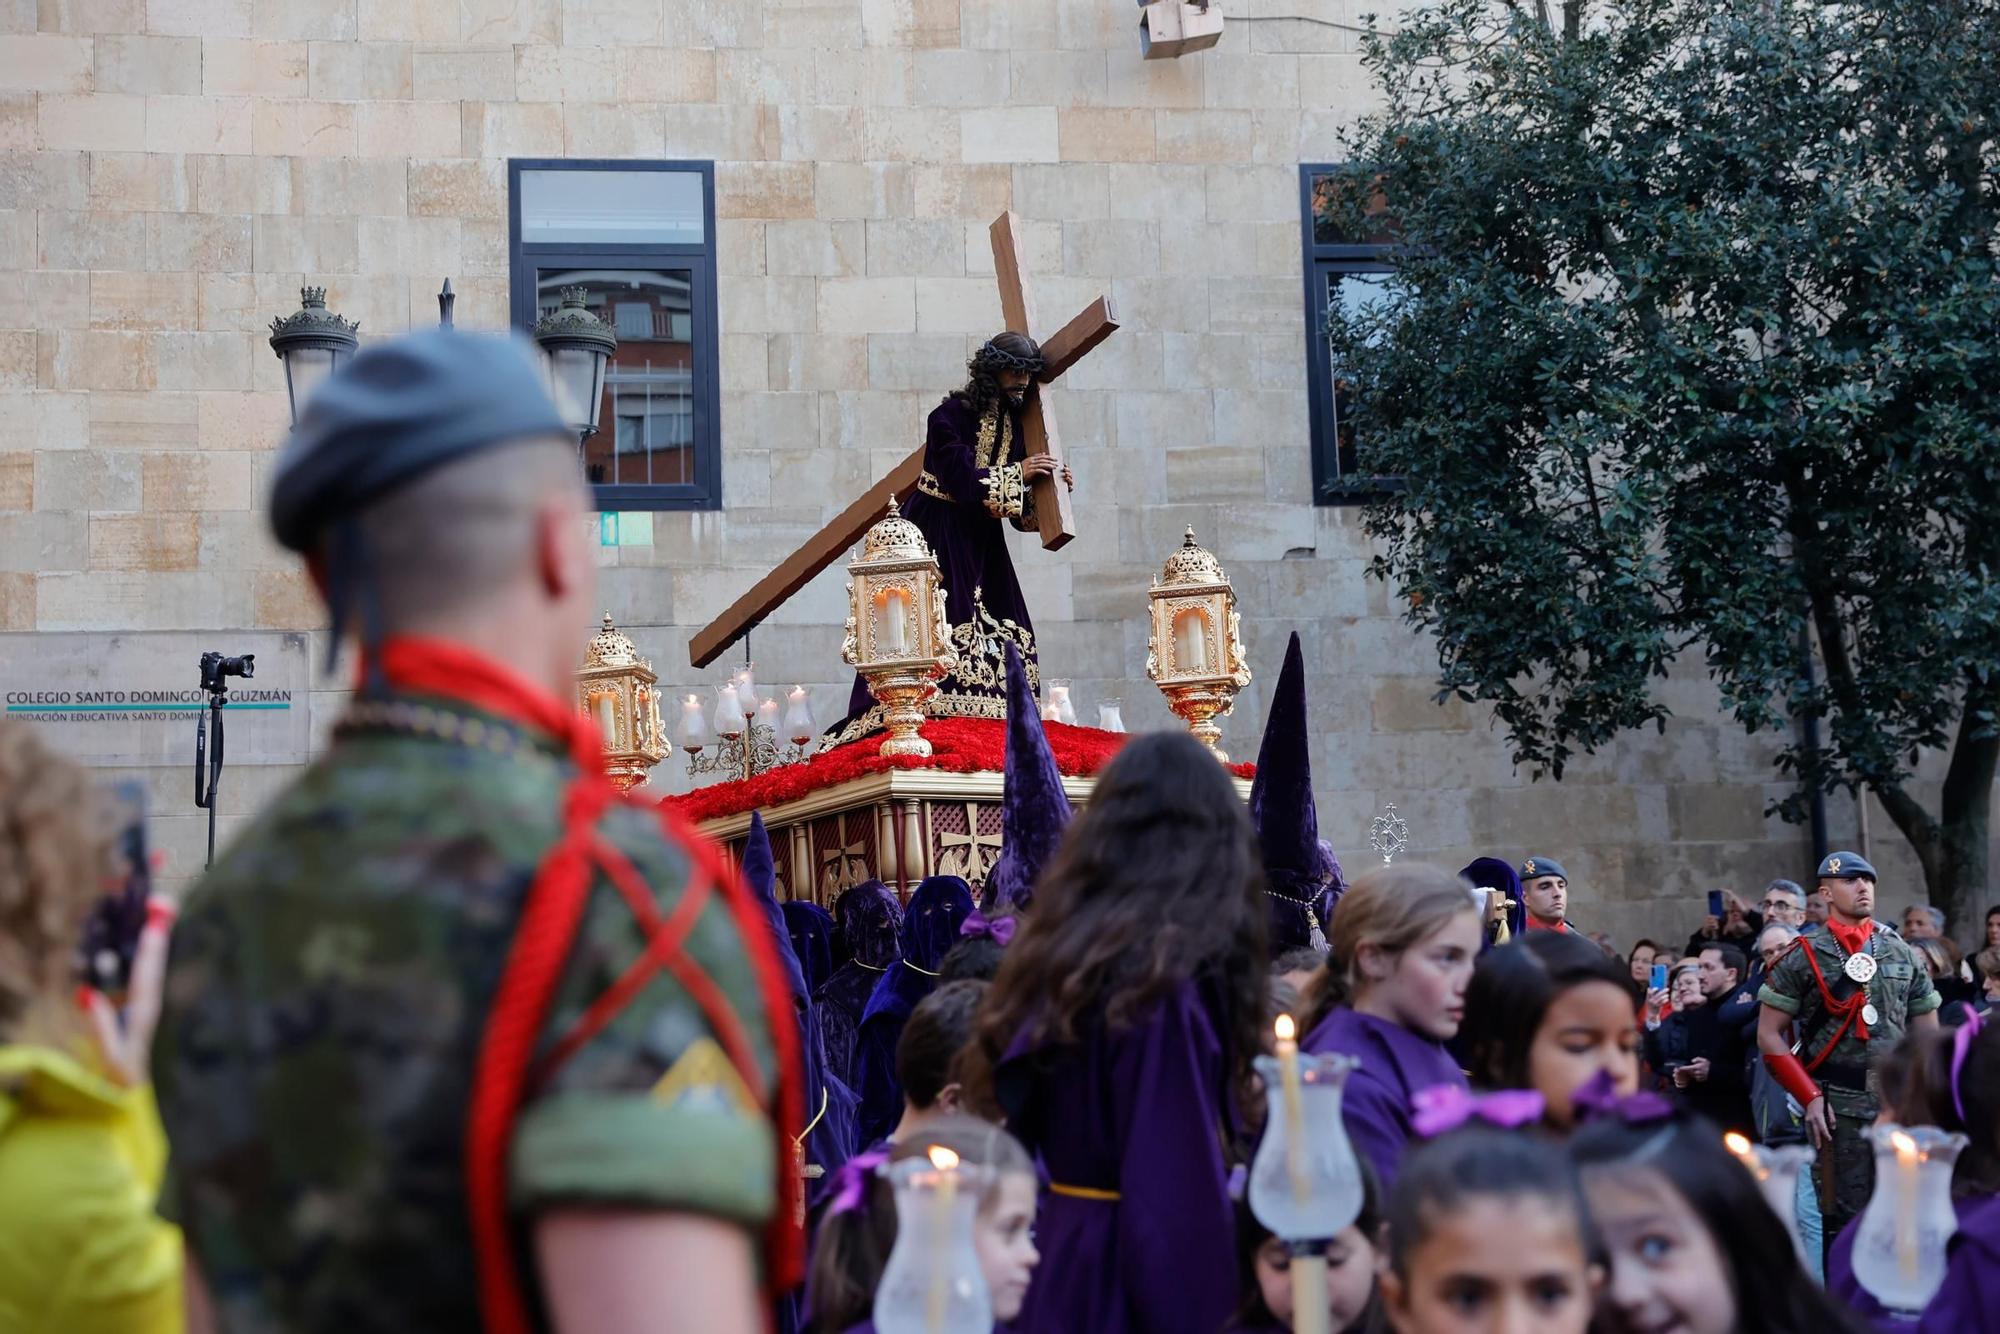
676, 661, 817, 784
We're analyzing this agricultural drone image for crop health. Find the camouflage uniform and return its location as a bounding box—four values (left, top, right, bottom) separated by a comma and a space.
1758, 919, 1939, 1240
152, 702, 780, 1333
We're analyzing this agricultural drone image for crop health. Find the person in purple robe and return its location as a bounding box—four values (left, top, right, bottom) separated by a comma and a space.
829, 333, 1072, 746
785, 899, 837, 997
1573, 1108, 1872, 1334
1917, 1192, 2000, 1334
820, 880, 900, 1091
1250, 632, 1346, 954
853, 875, 974, 1146
1460, 855, 1523, 952
961, 731, 1265, 1334
1297, 863, 1481, 1194
981, 643, 1071, 913
1830, 1009, 1998, 1333
742, 813, 861, 1334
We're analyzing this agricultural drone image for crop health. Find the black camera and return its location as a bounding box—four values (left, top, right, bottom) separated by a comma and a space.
199, 651, 255, 694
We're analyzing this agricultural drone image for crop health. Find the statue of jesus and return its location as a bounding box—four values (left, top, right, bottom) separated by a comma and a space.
829, 331, 1074, 745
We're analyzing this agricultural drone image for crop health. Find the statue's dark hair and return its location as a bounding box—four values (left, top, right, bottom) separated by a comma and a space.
952, 331, 1043, 419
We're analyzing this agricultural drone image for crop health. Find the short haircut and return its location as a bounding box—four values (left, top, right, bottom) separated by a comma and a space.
895, 979, 987, 1110
351, 436, 583, 632
1905, 904, 1947, 931
1762, 879, 1805, 905
1702, 942, 1748, 981
1757, 923, 1800, 950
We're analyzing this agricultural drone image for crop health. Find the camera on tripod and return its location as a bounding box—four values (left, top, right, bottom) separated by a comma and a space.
199, 651, 254, 695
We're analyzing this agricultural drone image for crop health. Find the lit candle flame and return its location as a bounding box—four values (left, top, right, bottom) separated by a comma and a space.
928, 1145, 959, 1171
1275, 1013, 1296, 1042
1891, 1129, 1918, 1161
1723, 1131, 1753, 1158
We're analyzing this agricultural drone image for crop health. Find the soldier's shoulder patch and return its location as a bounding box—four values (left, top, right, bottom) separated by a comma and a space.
650, 1037, 756, 1117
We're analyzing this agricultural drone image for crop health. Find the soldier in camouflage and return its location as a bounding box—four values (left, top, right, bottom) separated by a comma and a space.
1757, 850, 1940, 1252
151, 331, 802, 1334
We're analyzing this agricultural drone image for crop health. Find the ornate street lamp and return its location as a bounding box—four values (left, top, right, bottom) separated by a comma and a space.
267, 286, 359, 427
576, 613, 668, 791
532, 286, 617, 443
844, 500, 957, 758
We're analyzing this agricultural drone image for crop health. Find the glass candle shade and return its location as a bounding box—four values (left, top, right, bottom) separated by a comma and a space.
712, 682, 743, 739
1096, 699, 1125, 733
784, 687, 816, 745
677, 694, 709, 752
873, 1153, 993, 1334
1851, 1123, 1967, 1316
1248, 1037, 1365, 1243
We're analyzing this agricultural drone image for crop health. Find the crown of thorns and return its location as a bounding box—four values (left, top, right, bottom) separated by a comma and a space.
972, 339, 1045, 376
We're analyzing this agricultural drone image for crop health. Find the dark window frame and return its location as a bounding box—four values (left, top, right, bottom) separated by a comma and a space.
508, 158, 723, 512
1299, 163, 1405, 505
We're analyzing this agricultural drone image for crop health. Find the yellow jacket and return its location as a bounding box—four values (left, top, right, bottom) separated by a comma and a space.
0, 1045, 182, 1334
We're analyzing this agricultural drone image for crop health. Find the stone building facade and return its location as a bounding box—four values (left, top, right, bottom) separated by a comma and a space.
0, 0, 1929, 941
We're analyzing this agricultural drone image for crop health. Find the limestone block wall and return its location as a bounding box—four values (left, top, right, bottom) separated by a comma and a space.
0, 0, 1962, 941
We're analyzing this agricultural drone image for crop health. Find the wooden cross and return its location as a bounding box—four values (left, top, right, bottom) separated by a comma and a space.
688, 211, 1119, 668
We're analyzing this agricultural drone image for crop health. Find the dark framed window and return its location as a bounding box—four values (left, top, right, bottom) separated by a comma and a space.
509, 160, 722, 511
1300, 164, 1403, 503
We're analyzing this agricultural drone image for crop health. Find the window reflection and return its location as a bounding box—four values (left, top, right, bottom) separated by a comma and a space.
536, 268, 696, 488
1325, 269, 1394, 479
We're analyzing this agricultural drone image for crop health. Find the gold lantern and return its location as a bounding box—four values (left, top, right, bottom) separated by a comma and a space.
842, 501, 957, 758
576, 612, 668, 791
1146, 527, 1252, 759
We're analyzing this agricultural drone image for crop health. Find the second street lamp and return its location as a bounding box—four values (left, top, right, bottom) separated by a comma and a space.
267, 286, 359, 428
533, 286, 618, 444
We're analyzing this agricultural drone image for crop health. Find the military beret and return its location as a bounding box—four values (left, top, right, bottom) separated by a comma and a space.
269, 330, 570, 553
1519, 856, 1568, 883
1816, 851, 1877, 881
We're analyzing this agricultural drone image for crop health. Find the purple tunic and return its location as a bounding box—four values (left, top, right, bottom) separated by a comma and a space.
1302, 1007, 1466, 1194
1828, 1216, 1917, 1334
1915, 1192, 2000, 1334
995, 979, 1239, 1334
838, 395, 1040, 735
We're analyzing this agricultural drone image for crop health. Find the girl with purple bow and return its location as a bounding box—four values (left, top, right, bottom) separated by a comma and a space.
1459, 931, 1644, 1129
808, 1115, 1040, 1334
961, 732, 1265, 1334
1297, 863, 1483, 1193
1573, 1107, 1871, 1334
1379, 1126, 1603, 1334
1825, 1008, 1999, 1334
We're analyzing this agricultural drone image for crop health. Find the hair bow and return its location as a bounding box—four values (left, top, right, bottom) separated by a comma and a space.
1951, 1005, 1984, 1126
1410, 1084, 1546, 1139
828, 1148, 890, 1215
960, 909, 1016, 946
1570, 1069, 1675, 1125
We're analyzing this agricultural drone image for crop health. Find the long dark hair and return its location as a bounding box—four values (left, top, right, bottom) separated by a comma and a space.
950, 330, 1042, 420
1571, 1114, 1872, 1334
1459, 931, 1640, 1090
808, 1115, 1034, 1334
961, 731, 1268, 1118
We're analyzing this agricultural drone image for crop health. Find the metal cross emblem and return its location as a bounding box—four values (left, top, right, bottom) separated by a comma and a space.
1368, 804, 1409, 866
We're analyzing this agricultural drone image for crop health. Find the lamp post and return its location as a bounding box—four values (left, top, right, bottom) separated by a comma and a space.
1145, 527, 1251, 759
532, 286, 617, 444
844, 500, 957, 758
267, 286, 360, 428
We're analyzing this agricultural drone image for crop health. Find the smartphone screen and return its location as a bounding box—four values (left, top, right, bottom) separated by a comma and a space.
1650, 962, 1669, 991
1707, 889, 1725, 917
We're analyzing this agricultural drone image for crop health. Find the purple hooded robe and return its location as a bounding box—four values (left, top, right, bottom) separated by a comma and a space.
819, 880, 901, 1091
1302, 1007, 1465, 1195
854, 876, 974, 1145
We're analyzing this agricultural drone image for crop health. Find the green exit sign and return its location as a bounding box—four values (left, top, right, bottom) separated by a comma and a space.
598, 513, 654, 547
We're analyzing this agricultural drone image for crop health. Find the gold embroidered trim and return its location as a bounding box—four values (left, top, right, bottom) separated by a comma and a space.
917, 470, 952, 502
982, 462, 1027, 519
947, 587, 1039, 694
974, 407, 1010, 471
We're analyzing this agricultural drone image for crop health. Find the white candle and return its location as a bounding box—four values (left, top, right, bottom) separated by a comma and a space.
926, 1144, 959, 1333
784, 686, 815, 745
735, 664, 757, 710
1173, 609, 1209, 673
757, 697, 779, 732
1274, 1014, 1307, 1206
880, 588, 911, 656
594, 693, 615, 743
1892, 1130, 1919, 1279
678, 694, 708, 751
713, 682, 742, 737
1048, 682, 1074, 726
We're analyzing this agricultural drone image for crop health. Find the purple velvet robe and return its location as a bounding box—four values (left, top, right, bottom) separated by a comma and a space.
1915, 1192, 2000, 1334
1828, 1216, 1916, 1334
1302, 1007, 1466, 1195
841, 395, 1039, 731
855, 877, 974, 1145
995, 979, 1239, 1334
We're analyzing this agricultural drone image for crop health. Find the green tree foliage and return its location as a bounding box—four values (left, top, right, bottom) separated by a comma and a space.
1322, 0, 2000, 937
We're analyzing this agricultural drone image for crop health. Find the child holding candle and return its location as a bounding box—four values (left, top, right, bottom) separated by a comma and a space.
1378, 1127, 1602, 1334
1227, 1164, 1384, 1334
808, 1115, 1040, 1334
1297, 863, 1483, 1192
1458, 931, 1644, 1128
1573, 1107, 1873, 1334
962, 732, 1266, 1334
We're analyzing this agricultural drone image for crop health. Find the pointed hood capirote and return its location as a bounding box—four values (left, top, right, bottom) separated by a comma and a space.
981, 642, 1073, 912
1249, 632, 1343, 951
